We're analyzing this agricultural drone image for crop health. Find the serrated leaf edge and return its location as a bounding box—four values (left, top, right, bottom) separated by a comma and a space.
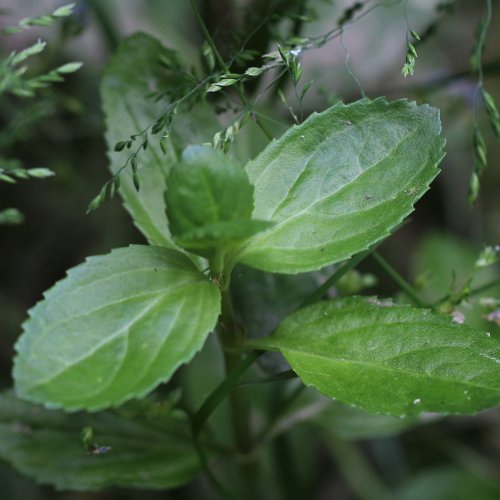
13, 245, 221, 412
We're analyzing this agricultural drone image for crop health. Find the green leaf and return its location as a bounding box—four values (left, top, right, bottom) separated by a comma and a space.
0, 392, 201, 490
11, 39, 46, 65
174, 220, 273, 251
249, 297, 500, 416
26, 167, 55, 178
0, 208, 24, 225
245, 67, 263, 77
165, 145, 271, 257
52, 3, 75, 18
101, 34, 219, 249
207, 84, 222, 93
56, 61, 83, 74
238, 98, 445, 273
0, 173, 16, 183
14, 245, 221, 411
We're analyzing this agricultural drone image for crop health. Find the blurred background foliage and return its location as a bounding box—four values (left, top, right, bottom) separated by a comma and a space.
1, 0, 499, 499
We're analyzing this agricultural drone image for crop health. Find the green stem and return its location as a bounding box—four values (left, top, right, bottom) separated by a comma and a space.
217, 290, 252, 454
210, 246, 225, 284
191, 431, 235, 500
373, 251, 424, 307
217, 289, 260, 496
432, 277, 500, 310
189, 0, 273, 141
189, 0, 227, 71
191, 293, 263, 497
238, 369, 297, 386
468, 277, 500, 298
253, 384, 306, 450
300, 247, 376, 308
88, 0, 120, 53
325, 431, 392, 500
192, 350, 262, 436
475, 0, 493, 87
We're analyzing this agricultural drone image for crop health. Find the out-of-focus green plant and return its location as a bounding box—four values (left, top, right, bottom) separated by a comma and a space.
0, 3, 81, 224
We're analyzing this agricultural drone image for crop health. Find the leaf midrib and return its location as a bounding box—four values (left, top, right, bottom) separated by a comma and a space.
265, 118, 428, 224
282, 348, 500, 393
28, 272, 197, 338
266, 114, 382, 219
75, 294, 188, 402
22, 281, 202, 392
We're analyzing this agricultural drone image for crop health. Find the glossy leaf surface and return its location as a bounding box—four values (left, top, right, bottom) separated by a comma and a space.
14, 245, 220, 411
239, 98, 445, 273
250, 297, 500, 416
102, 34, 218, 248
0, 392, 200, 490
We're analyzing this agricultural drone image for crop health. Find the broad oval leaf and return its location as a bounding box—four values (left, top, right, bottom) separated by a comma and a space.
237, 98, 445, 273
102, 33, 219, 248
249, 297, 500, 416
165, 146, 272, 256
0, 392, 201, 490
13, 245, 221, 411
166, 146, 254, 233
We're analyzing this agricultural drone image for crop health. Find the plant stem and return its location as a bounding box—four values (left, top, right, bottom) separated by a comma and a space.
300, 247, 376, 308
432, 277, 500, 310
189, 0, 226, 71
87, 0, 120, 53
216, 289, 260, 496
373, 251, 424, 307
325, 431, 392, 500
189, 0, 273, 141
217, 290, 252, 453
468, 277, 500, 298
192, 350, 262, 436
253, 384, 306, 449
192, 431, 235, 500
238, 369, 297, 386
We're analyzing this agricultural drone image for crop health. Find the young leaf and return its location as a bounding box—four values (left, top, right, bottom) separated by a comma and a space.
26, 167, 55, 178
56, 61, 83, 74
249, 297, 500, 416
101, 34, 219, 249
52, 3, 75, 18
165, 146, 271, 257
11, 39, 46, 65
174, 220, 273, 251
0, 392, 201, 490
14, 246, 221, 411
0, 208, 25, 225
245, 67, 263, 77
237, 98, 445, 273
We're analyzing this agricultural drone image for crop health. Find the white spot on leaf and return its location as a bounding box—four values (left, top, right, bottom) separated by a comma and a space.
452, 310, 465, 324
